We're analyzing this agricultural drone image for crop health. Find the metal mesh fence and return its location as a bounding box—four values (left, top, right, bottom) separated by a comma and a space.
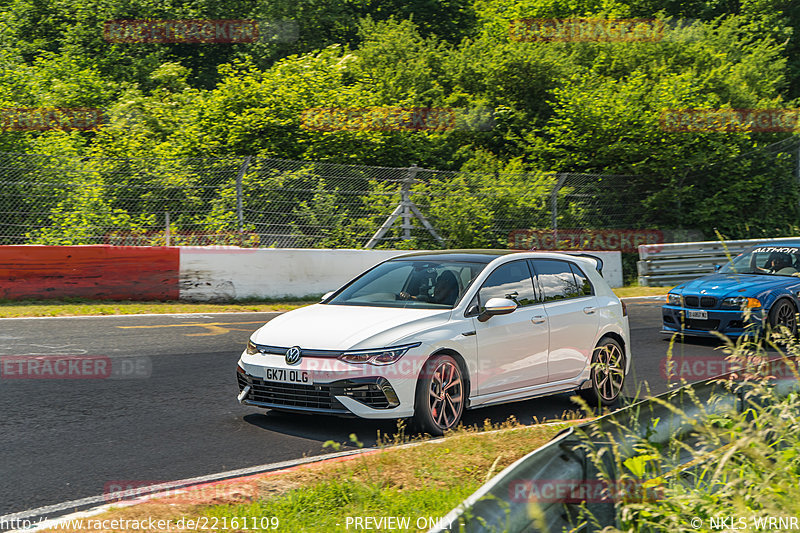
0, 151, 671, 250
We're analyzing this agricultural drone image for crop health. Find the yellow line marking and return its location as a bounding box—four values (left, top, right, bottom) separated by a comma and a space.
117, 321, 264, 337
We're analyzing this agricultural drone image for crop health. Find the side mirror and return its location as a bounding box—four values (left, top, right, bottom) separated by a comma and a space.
321, 291, 335, 302
478, 297, 517, 322
713, 264, 721, 272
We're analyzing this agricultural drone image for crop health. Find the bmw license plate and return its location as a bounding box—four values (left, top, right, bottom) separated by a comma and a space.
264, 367, 311, 385
686, 310, 708, 320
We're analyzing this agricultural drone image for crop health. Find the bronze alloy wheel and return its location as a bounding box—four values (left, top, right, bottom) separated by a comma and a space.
414, 354, 464, 436
582, 338, 626, 406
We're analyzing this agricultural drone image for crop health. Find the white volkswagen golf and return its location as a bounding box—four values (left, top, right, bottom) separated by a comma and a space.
236, 250, 630, 435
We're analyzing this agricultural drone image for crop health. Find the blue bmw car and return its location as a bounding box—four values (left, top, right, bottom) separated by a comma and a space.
662, 241, 800, 338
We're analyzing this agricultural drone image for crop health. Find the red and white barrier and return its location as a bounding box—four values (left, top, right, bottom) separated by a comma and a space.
0, 246, 623, 301
0, 245, 179, 300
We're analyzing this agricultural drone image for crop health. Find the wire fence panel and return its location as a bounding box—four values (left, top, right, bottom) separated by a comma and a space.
0, 149, 792, 250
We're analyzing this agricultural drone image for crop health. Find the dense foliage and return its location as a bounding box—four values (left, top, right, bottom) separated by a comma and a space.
1, 0, 799, 246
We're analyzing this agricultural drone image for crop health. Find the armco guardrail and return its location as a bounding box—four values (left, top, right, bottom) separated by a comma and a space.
637, 237, 800, 286
429, 370, 800, 533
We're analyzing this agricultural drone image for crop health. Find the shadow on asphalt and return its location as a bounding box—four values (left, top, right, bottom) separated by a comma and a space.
241, 392, 595, 447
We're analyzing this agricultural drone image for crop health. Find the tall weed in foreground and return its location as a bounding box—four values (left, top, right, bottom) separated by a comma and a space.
572, 327, 800, 532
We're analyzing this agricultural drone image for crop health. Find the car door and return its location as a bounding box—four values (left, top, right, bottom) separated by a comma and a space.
472, 260, 549, 395
530, 259, 600, 383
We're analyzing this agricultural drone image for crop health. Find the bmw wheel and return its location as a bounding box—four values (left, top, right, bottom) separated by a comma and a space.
768, 299, 797, 337
581, 338, 626, 407
414, 355, 465, 436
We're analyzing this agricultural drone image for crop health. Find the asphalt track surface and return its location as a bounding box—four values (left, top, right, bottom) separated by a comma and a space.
0, 300, 725, 520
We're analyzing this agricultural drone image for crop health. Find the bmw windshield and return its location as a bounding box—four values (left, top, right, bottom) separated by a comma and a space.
719, 246, 800, 277
326, 259, 487, 309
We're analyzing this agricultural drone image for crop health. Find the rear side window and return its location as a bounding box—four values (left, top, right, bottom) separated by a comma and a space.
569, 263, 594, 296
478, 260, 537, 308
531, 259, 588, 301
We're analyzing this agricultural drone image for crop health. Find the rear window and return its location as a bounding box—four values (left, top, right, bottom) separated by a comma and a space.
532, 259, 591, 301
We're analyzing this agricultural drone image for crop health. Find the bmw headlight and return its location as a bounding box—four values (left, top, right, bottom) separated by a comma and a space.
246, 339, 259, 355
721, 296, 761, 309
667, 293, 682, 306
339, 343, 421, 366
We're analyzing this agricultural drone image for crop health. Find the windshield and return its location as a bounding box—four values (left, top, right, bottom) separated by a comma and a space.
719, 246, 800, 277
326, 259, 487, 309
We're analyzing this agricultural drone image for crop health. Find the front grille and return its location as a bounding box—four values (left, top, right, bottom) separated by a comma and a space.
700, 296, 716, 308
238, 372, 346, 412
682, 319, 721, 331
237, 372, 398, 412
683, 295, 716, 309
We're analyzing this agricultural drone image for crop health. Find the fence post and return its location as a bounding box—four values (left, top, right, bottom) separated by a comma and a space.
551, 173, 568, 243
236, 156, 252, 233
164, 211, 170, 246
401, 165, 419, 241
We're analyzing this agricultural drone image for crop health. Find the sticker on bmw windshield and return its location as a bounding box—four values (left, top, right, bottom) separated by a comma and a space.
752, 247, 800, 254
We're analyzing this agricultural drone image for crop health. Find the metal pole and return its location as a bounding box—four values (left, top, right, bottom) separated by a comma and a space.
402, 165, 420, 241
165, 211, 170, 247
551, 173, 568, 245
236, 156, 251, 233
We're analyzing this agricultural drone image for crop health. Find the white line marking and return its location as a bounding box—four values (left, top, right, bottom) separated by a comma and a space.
0, 448, 369, 526
0, 311, 283, 321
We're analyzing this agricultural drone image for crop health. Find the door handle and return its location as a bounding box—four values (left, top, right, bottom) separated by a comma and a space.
583, 307, 596, 315
531, 316, 546, 324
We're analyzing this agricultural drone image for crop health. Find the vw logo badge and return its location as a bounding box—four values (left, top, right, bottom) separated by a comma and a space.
285, 346, 302, 365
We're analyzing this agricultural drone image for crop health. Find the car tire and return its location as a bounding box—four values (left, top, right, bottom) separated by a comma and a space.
413, 354, 465, 436
768, 299, 797, 337
580, 337, 626, 407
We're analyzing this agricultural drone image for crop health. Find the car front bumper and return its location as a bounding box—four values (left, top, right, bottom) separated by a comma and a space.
661, 305, 765, 338
236, 351, 420, 419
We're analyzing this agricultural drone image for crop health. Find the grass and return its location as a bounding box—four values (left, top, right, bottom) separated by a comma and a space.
0, 297, 318, 318
612, 285, 673, 298
0, 285, 668, 318
41, 418, 578, 532
575, 329, 800, 532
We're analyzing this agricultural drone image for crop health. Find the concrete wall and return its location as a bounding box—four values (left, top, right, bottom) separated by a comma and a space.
179, 247, 411, 300
179, 248, 623, 300
0, 246, 623, 301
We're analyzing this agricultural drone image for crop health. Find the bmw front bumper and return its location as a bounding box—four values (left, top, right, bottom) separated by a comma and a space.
661, 305, 765, 338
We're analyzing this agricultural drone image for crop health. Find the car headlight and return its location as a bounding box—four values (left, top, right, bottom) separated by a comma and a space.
667, 293, 682, 306
246, 339, 259, 355
721, 296, 761, 309
339, 342, 421, 366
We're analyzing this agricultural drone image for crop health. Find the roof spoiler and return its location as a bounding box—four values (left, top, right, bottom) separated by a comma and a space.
561, 252, 604, 275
